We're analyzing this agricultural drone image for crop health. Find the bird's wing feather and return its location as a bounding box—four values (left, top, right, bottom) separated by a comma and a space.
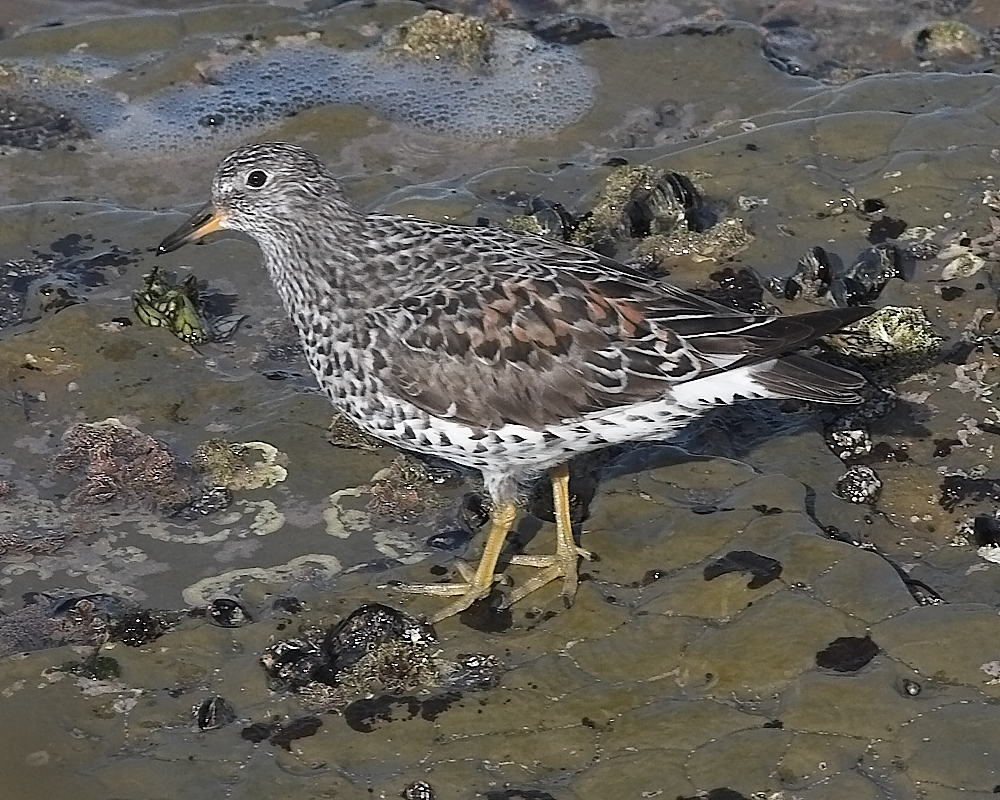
362, 226, 869, 429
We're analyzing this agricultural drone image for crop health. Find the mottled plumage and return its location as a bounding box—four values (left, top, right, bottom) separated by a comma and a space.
159, 142, 871, 622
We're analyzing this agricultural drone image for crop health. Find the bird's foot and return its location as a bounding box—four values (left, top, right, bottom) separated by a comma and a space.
505, 543, 593, 607
396, 560, 509, 623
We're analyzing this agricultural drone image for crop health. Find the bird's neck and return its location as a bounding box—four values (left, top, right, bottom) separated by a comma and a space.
257, 196, 370, 323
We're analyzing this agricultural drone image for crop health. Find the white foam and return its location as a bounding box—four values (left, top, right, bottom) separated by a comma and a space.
7, 27, 597, 150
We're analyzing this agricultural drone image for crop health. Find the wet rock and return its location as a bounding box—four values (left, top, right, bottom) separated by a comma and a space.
868, 441, 909, 463
367, 456, 443, 522
401, 781, 436, 800
924, 0, 974, 14
607, 99, 692, 149
867, 216, 907, 244
972, 514, 1000, 564
703, 550, 782, 590
208, 597, 253, 628
268, 715, 322, 751
972, 515, 1000, 547
428, 492, 487, 551
907, 239, 941, 260
0, 591, 177, 658
902, 578, 945, 606
343, 695, 422, 733
505, 196, 577, 242
913, 20, 985, 63
327, 411, 383, 450
458, 597, 513, 633
52, 418, 195, 512
835, 465, 882, 505
815, 635, 879, 672
833, 244, 907, 306
826, 305, 944, 380
195, 696, 238, 730
169, 485, 233, 520
323, 602, 435, 671
259, 603, 503, 712
677, 789, 749, 800
847, 384, 898, 424
761, 20, 872, 84
938, 217, 1000, 280
385, 10, 492, 69
238, 716, 322, 750
271, 596, 305, 614
634, 215, 752, 267
938, 475, 1000, 512
23, 275, 84, 318
520, 16, 615, 45
933, 437, 962, 458
426, 528, 473, 550
239, 722, 273, 743
60, 653, 122, 681
0, 513, 69, 558
695, 267, 777, 316
109, 610, 168, 647
0, 95, 89, 150
766, 243, 906, 306
1, 237, 133, 330
824, 522, 926, 601
260, 637, 329, 690
766, 246, 835, 302
572, 165, 709, 255
824, 421, 873, 462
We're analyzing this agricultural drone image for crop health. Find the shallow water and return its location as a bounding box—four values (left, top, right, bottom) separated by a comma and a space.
1, 1, 1000, 798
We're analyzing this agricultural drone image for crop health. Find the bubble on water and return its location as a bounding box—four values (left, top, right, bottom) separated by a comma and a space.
4, 27, 596, 151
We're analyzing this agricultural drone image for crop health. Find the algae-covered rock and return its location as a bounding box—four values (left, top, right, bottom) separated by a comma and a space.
192, 438, 288, 491
384, 10, 492, 69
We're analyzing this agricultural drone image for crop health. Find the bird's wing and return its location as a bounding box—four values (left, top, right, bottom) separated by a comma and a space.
363, 231, 868, 430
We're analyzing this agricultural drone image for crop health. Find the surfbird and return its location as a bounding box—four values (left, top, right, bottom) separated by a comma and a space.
159, 142, 871, 623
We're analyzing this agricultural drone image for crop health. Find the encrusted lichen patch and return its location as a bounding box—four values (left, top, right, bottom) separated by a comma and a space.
562, 165, 751, 264
260, 603, 503, 713
384, 10, 493, 69
366, 456, 443, 523
572, 166, 693, 249
53, 418, 194, 511
828, 306, 944, 380
192, 439, 288, 491
634, 216, 754, 264
913, 20, 985, 62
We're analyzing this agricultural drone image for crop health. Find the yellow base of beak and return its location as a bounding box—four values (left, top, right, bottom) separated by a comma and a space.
158, 202, 228, 254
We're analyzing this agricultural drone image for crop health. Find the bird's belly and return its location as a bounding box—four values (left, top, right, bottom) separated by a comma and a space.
330, 385, 709, 474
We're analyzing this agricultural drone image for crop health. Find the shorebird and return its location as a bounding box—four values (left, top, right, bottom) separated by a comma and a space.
159, 142, 870, 622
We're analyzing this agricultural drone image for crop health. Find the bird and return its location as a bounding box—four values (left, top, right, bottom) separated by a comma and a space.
158, 141, 871, 623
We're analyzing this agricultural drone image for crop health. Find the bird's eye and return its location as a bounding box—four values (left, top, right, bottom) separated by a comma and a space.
245, 169, 269, 189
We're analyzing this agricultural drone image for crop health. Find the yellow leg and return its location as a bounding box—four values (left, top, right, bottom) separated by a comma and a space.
398, 501, 517, 623
505, 462, 593, 607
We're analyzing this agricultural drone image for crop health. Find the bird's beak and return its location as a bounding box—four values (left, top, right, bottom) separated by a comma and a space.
158, 202, 228, 254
